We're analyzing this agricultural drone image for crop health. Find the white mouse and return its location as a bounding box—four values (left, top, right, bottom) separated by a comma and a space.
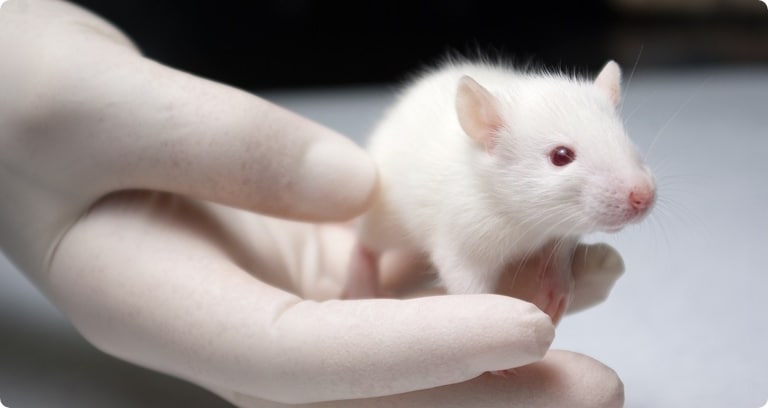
344, 60, 655, 321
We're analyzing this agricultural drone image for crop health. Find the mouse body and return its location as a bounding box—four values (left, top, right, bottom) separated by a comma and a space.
344, 60, 655, 320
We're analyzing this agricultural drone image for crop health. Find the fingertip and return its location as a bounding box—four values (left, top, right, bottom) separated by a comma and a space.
406, 294, 554, 372
474, 295, 555, 368
296, 137, 379, 221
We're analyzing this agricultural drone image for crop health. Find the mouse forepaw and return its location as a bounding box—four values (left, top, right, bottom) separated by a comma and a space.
531, 264, 574, 325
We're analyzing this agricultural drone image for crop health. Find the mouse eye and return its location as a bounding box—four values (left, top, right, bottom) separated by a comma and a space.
550, 146, 576, 166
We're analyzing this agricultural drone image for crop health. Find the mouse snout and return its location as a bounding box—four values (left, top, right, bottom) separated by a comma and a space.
590, 174, 656, 232
628, 183, 655, 212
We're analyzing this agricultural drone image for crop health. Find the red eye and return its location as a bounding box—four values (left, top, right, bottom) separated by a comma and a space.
550, 146, 576, 166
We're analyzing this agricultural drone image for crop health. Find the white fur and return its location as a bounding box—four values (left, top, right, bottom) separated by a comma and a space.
358, 61, 654, 294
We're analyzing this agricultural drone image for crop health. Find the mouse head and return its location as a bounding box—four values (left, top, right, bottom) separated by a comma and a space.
455, 61, 655, 235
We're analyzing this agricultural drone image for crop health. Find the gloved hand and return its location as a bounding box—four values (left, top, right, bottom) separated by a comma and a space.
0, 1, 625, 407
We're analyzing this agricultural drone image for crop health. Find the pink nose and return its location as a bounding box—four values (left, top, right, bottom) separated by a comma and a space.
629, 186, 655, 211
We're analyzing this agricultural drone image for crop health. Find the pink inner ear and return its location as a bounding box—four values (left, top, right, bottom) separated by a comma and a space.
456, 76, 503, 154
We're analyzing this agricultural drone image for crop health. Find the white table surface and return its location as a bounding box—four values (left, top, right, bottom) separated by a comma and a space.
1, 66, 767, 407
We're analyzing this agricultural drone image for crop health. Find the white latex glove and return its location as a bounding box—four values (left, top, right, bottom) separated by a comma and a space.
0, 1, 624, 407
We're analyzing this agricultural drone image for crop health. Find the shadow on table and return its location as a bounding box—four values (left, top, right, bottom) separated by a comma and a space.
0, 315, 233, 408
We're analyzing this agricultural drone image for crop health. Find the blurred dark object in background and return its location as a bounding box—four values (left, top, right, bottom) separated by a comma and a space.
71, 0, 768, 90
608, 0, 768, 69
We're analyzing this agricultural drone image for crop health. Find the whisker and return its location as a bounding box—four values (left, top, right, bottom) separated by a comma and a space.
654, 196, 709, 237
542, 223, 584, 292
646, 210, 671, 257
504, 203, 582, 290
645, 76, 713, 161
624, 88, 657, 127
620, 44, 644, 117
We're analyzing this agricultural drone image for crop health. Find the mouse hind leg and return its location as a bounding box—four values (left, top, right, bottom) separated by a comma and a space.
341, 243, 381, 299
343, 187, 410, 299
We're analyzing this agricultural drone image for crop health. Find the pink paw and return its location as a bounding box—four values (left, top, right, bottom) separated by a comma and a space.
532, 267, 574, 325
341, 244, 380, 299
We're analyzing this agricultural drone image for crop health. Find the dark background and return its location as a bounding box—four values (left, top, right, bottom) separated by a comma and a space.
70, 0, 768, 91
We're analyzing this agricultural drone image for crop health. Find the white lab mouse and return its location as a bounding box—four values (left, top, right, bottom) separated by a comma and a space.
344, 60, 655, 322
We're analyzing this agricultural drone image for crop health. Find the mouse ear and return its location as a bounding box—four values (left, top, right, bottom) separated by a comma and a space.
456, 75, 503, 153
594, 60, 622, 108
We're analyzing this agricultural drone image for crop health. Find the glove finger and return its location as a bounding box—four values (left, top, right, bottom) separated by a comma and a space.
30, 49, 376, 222
257, 294, 553, 404
48, 191, 554, 405
205, 350, 623, 408
124, 61, 377, 221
